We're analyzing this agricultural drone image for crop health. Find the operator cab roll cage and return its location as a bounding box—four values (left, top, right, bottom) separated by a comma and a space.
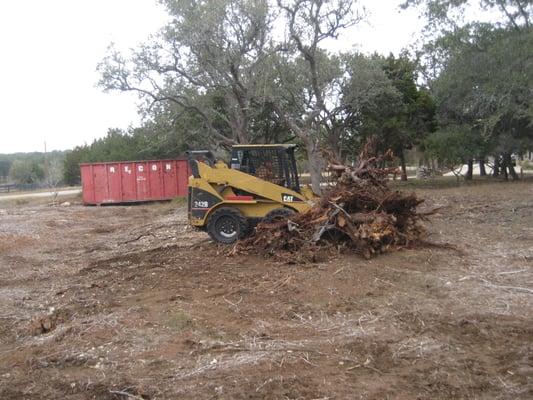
229, 145, 301, 193
187, 145, 301, 193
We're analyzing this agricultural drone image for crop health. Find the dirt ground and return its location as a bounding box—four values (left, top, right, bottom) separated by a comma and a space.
0, 182, 531, 399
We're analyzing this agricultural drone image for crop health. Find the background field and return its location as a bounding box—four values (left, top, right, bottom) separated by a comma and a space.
0, 182, 532, 399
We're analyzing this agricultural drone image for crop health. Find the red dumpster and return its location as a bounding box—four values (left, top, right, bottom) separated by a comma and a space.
80, 159, 190, 205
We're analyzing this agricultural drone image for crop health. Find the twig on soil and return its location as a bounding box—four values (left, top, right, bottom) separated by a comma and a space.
364, 365, 384, 375
121, 233, 155, 244
272, 276, 293, 290
496, 300, 511, 312
458, 275, 475, 282
459, 276, 533, 294
0, 315, 26, 320
256, 378, 273, 392
479, 279, 533, 294
109, 390, 144, 400
496, 269, 527, 276
300, 352, 318, 367
358, 315, 366, 334
223, 295, 243, 308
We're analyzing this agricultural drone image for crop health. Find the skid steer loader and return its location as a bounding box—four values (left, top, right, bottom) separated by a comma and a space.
187, 144, 317, 243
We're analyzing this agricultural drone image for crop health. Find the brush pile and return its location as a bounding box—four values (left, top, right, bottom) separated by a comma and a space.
235, 142, 430, 261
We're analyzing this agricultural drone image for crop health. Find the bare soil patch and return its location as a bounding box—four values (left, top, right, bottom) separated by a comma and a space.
0, 182, 531, 399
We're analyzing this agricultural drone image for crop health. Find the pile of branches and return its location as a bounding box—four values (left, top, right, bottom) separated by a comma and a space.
235, 142, 431, 261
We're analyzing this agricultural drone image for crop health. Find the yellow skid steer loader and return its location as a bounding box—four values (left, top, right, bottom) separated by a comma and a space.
187, 144, 316, 243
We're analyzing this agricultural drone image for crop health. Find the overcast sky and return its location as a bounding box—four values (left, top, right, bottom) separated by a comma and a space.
0, 0, 424, 154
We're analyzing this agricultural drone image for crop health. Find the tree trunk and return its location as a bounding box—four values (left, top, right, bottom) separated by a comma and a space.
465, 158, 473, 180
501, 154, 509, 181
503, 153, 519, 180
479, 158, 486, 176
493, 156, 500, 177
399, 148, 408, 181
225, 93, 250, 144
327, 127, 343, 164
305, 140, 324, 195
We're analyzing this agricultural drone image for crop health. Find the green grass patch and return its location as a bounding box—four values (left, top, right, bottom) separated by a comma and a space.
165, 310, 193, 331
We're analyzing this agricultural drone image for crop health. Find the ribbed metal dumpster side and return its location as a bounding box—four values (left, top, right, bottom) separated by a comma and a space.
80, 159, 190, 205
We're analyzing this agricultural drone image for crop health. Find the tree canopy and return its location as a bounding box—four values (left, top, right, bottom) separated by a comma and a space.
91, 0, 532, 186
403, 0, 533, 179
98, 0, 367, 193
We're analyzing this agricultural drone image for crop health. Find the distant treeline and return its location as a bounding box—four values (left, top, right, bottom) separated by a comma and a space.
0, 151, 65, 187
63, 125, 201, 185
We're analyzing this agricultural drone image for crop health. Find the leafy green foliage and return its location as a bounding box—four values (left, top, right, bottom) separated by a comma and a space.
433, 27, 532, 149
404, 0, 532, 178
340, 53, 402, 159
342, 53, 437, 177
62, 116, 211, 185
98, 0, 364, 193
98, 0, 279, 147
0, 152, 66, 186
9, 159, 44, 184
63, 146, 90, 186
424, 126, 483, 169
0, 160, 10, 181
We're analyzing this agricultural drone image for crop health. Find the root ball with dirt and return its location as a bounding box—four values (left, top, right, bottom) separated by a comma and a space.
235, 142, 430, 261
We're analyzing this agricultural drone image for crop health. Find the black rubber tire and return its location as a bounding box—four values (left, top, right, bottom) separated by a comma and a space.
207, 207, 249, 244
264, 207, 295, 223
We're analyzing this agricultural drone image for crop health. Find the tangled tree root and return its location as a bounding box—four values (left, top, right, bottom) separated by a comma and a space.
234, 142, 435, 262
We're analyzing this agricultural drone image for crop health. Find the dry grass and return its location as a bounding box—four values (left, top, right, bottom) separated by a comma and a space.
0, 182, 532, 399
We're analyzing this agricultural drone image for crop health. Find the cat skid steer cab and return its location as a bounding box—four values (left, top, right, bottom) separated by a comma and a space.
187, 144, 316, 244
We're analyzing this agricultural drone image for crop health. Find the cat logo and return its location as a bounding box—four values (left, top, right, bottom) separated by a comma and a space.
282, 194, 294, 202
282, 193, 303, 203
